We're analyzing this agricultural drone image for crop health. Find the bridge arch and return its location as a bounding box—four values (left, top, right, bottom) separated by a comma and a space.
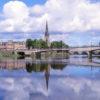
17, 51, 25, 56
91, 49, 100, 55
73, 51, 79, 55
81, 51, 88, 55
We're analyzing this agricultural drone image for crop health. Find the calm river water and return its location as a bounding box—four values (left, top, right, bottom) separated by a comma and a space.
0, 56, 100, 100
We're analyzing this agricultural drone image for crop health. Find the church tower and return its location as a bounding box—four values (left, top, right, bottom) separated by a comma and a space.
44, 21, 50, 47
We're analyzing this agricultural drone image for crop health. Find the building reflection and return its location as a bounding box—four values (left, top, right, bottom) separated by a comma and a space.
0, 59, 26, 69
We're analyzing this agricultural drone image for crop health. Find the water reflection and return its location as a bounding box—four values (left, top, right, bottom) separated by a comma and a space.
26, 62, 66, 73
0, 77, 100, 100
0, 59, 67, 75
26, 63, 51, 90
26, 62, 67, 90
0, 57, 99, 100
0, 59, 67, 90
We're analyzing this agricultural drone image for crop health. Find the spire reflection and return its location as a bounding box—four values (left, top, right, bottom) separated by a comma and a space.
45, 64, 50, 90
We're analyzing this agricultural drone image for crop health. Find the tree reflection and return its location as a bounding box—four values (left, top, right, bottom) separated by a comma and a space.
26, 62, 67, 73
51, 63, 67, 70
26, 63, 33, 73
26, 62, 67, 90
26, 63, 48, 73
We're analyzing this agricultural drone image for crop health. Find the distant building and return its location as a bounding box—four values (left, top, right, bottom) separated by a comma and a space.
0, 40, 26, 50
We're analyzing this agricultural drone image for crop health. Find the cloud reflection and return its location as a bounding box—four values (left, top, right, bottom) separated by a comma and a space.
0, 77, 100, 100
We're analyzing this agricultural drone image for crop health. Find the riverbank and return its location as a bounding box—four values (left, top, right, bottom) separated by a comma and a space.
0, 51, 19, 59
0, 51, 69, 59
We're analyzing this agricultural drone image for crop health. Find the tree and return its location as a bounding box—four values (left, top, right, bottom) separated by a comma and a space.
26, 39, 68, 49
26, 39, 48, 49
39, 39, 48, 48
26, 39, 33, 49
50, 41, 68, 48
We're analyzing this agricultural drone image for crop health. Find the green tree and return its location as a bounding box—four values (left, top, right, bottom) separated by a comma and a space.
26, 39, 48, 49
50, 41, 68, 48
26, 39, 68, 49
39, 39, 48, 48
26, 39, 33, 49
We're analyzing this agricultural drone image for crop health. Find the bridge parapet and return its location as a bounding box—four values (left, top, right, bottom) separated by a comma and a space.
70, 46, 100, 52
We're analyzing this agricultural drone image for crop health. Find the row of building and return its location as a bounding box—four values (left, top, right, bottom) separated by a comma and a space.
0, 40, 26, 50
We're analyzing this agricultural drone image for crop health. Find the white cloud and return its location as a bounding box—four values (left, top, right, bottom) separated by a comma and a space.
0, 1, 30, 32
3, 1, 29, 19
36, 0, 100, 32
0, 0, 100, 33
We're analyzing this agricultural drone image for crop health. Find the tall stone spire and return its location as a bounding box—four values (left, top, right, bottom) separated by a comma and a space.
44, 21, 50, 47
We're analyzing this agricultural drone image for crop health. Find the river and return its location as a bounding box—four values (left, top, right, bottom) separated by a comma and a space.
0, 56, 100, 100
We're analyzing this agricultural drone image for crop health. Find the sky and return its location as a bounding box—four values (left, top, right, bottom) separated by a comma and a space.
0, 0, 100, 46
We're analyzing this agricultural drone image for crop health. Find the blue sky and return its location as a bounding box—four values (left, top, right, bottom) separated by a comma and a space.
0, 0, 100, 46
89, 0, 100, 3
0, 0, 46, 8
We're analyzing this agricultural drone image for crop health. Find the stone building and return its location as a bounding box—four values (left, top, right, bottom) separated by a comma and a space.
0, 40, 26, 50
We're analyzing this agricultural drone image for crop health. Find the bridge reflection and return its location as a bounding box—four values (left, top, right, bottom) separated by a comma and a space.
0, 58, 99, 70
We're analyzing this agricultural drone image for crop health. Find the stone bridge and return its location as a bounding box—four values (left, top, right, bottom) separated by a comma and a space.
15, 46, 100, 54
15, 48, 69, 55
69, 46, 100, 55
14, 46, 100, 59
15, 48, 69, 59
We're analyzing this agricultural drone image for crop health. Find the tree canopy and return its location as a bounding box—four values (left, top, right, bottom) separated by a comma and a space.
50, 41, 68, 48
26, 39, 69, 49
26, 39, 48, 49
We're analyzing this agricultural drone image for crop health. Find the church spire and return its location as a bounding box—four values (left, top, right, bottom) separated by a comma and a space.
45, 21, 49, 37
44, 21, 50, 47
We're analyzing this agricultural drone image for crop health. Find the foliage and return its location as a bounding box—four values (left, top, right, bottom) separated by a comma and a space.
26, 39, 69, 49
26, 39, 33, 49
50, 41, 68, 48
26, 39, 48, 49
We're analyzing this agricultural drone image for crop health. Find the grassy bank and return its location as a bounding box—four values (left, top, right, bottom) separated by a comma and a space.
0, 51, 19, 59
0, 51, 69, 59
